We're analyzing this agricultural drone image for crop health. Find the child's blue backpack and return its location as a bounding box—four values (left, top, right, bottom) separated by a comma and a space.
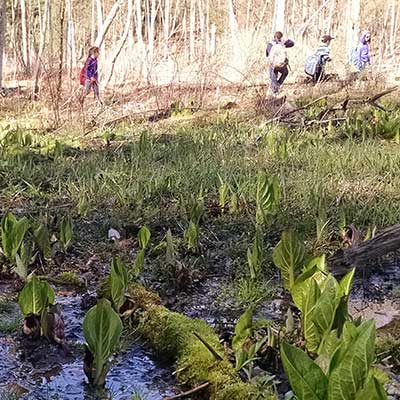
304, 54, 321, 77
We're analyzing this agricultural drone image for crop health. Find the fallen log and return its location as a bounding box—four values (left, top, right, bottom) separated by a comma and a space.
329, 224, 400, 276
125, 283, 270, 400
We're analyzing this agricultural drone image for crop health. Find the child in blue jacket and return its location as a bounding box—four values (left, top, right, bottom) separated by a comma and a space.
80, 46, 103, 105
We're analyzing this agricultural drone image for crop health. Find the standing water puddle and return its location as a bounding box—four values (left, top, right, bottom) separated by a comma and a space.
0, 294, 175, 399
349, 263, 400, 328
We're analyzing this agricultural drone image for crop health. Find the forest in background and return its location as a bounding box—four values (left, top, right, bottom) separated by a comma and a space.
0, 0, 399, 96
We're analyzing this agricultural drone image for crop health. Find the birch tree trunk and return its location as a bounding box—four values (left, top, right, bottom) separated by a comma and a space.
66, 0, 76, 77
11, 0, 18, 77
104, 0, 133, 87
0, 0, 6, 89
135, 0, 143, 48
345, 0, 360, 56
95, 0, 124, 48
164, 0, 170, 56
389, 0, 397, 56
91, 0, 96, 44
272, 0, 286, 34
148, 0, 157, 62
326, 0, 335, 33
33, 0, 50, 99
20, 0, 30, 74
228, 0, 240, 61
189, 0, 195, 61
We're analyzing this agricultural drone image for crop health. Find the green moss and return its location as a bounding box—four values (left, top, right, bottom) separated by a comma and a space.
55, 271, 85, 288
127, 284, 276, 400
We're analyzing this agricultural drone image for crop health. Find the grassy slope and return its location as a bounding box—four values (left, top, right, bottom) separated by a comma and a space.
1, 111, 400, 236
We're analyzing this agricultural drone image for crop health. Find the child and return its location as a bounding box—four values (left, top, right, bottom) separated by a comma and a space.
80, 46, 103, 106
357, 31, 371, 71
313, 34, 334, 82
266, 32, 295, 95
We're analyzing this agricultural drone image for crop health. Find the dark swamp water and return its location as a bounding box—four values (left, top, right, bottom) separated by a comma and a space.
0, 294, 175, 400
0, 259, 399, 400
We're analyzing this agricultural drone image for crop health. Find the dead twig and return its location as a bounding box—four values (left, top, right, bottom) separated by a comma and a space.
163, 382, 210, 400
193, 332, 223, 361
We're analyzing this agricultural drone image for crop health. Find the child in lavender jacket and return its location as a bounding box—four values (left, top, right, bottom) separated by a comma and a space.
80, 46, 103, 105
357, 31, 371, 71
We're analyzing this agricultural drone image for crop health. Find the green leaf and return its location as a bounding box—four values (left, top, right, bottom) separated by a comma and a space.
138, 226, 151, 249
133, 249, 145, 278
184, 221, 199, 250
290, 267, 317, 312
18, 275, 55, 316
313, 276, 340, 337
339, 268, 355, 296
256, 173, 280, 225
59, 217, 72, 250
190, 196, 204, 225
302, 278, 321, 353
33, 223, 52, 259
232, 307, 253, 353
110, 257, 128, 311
247, 228, 263, 280
219, 182, 229, 211
332, 269, 356, 335
14, 241, 34, 280
83, 299, 123, 386
328, 320, 376, 400
318, 330, 342, 361
281, 342, 328, 400
306, 255, 327, 273
1, 212, 29, 260
355, 370, 388, 400
272, 231, 305, 290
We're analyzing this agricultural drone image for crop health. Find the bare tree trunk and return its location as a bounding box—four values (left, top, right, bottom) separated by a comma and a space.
135, 0, 143, 47
345, 0, 360, 56
57, 3, 65, 99
272, 0, 285, 34
198, 0, 204, 57
205, 0, 209, 54
66, 0, 77, 78
228, 0, 240, 61
104, 0, 133, 87
148, 0, 157, 62
378, 3, 390, 65
246, 0, 252, 31
210, 23, 216, 55
189, 0, 195, 61
91, 0, 96, 44
11, 0, 18, 78
326, 0, 335, 33
95, 0, 124, 48
183, 8, 187, 60
171, 0, 180, 38
164, 0, 170, 56
33, 0, 50, 100
0, 0, 6, 90
20, 0, 30, 74
389, 0, 397, 56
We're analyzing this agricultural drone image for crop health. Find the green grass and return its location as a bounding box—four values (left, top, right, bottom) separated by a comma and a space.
1, 104, 400, 288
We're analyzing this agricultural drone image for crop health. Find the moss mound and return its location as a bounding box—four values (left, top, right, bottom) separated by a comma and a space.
127, 283, 274, 400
